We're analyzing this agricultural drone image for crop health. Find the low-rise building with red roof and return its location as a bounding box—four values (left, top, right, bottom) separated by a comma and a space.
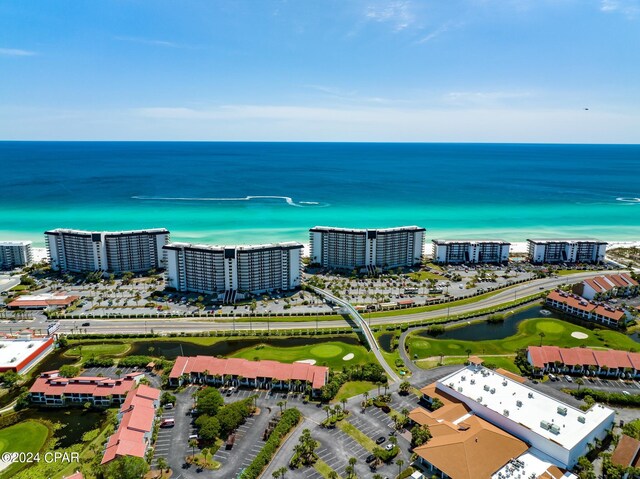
573, 273, 639, 301
169, 356, 329, 396
527, 346, 640, 378
611, 434, 640, 471
545, 290, 629, 327
101, 385, 160, 465
29, 370, 144, 407
7, 292, 80, 309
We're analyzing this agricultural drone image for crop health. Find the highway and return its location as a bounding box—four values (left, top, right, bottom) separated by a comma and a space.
0, 271, 618, 335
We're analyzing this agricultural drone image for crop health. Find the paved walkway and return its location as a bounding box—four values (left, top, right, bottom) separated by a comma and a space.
311, 286, 400, 382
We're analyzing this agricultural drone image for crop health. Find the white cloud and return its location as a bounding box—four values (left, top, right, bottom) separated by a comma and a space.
365, 1, 415, 31
443, 90, 533, 107
0, 47, 36, 56
114, 36, 180, 48
600, 0, 640, 17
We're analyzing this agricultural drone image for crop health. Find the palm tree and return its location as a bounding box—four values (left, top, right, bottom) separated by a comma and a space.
323, 405, 332, 420
188, 438, 198, 460
539, 331, 545, 346
576, 378, 584, 391
341, 397, 348, 413
328, 471, 339, 479
157, 457, 168, 475
277, 466, 288, 478
396, 458, 405, 476
277, 401, 285, 415
465, 348, 472, 358
249, 298, 257, 332
272, 470, 281, 479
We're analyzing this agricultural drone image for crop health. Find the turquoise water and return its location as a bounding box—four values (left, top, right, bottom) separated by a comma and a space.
1, 142, 639, 247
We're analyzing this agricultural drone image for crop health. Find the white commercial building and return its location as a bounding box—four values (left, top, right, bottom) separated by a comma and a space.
0, 241, 33, 269
163, 242, 303, 302
45, 228, 169, 273
437, 365, 615, 468
432, 239, 510, 264
527, 239, 607, 264
309, 226, 425, 271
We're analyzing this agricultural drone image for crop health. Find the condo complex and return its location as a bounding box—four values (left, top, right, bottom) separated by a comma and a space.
163, 242, 303, 301
527, 239, 607, 265
412, 363, 614, 478
309, 226, 425, 271
45, 228, 170, 273
432, 239, 510, 265
0, 240, 33, 269
169, 356, 329, 396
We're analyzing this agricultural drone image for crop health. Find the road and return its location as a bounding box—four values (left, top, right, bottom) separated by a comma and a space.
0, 271, 616, 336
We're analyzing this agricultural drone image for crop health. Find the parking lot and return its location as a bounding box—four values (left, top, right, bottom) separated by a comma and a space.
545, 374, 640, 394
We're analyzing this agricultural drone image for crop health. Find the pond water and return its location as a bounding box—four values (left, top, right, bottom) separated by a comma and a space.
417, 306, 563, 342
128, 335, 361, 359
378, 333, 394, 353
20, 408, 107, 448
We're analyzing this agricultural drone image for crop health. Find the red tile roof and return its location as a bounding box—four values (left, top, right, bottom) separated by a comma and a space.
528, 346, 640, 370
611, 434, 640, 468
546, 290, 595, 313
101, 385, 160, 465
29, 371, 142, 397
170, 356, 328, 389
7, 293, 79, 308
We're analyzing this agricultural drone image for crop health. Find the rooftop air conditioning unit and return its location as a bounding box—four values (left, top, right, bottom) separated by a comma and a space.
549, 424, 561, 434
461, 376, 466, 381
458, 387, 463, 392
490, 388, 496, 394
470, 379, 475, 384
477, 396, 483, 402
502, 380, 508, 386
528, 392, 534, 398
557, 407, 568, 416
540, 420, 551, 430
516, 400, 523, 407
578, 416, 586, 423
503, 409, 509, 416
484, 385, 490, 391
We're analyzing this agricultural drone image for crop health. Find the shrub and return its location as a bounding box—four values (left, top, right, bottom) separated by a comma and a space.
239, 408, 301, 479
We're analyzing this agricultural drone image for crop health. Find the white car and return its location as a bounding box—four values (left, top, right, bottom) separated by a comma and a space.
385, 444, 394, 451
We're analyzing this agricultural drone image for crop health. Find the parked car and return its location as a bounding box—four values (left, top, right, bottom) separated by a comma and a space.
188, 434, 199, 441
82, 322, 90, 326
385, 444, 394, 451
376, 436, 386, 445
366, 454, 375, 464
565, 375, 573, 383
226, 434, 236, 450
160, 418, 175, 428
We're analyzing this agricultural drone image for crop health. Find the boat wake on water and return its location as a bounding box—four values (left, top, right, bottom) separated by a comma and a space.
132, 195, 330, 207
616, 197, 640, 204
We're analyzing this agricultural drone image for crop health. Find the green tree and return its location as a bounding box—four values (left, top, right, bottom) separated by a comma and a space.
396, 458, 405, 476
411, 424, 432, 447
188, 438, 198, 459
157, 457, 169, 473
196, 387, 224, 416
399, 380, 411, 394
59, 364, 81, 378
198, 416, 221, 444
102, 455, 150, 479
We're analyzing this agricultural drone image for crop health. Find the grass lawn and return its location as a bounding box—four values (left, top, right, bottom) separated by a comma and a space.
369, 287, 518, 318
416, 355, 519, 373
407, 317, 639, 360
337, 421, 376, 452
314, 458, 341, 479
231, 340, 375, 370
0, 420, 50, 478
65, 342, 130, 360
334, 381, 376, 402
216, 314, 343, 323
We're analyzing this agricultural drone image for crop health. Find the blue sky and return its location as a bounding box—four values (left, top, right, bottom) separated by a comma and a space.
1, 0, 639, 142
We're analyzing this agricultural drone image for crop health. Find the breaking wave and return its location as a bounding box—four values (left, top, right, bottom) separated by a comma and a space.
616, 197, 640, 204
132, 195, 329, 207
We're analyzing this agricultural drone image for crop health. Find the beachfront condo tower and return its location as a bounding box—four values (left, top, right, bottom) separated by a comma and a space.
431, 239, 511, 265
527, 239, 607, 264
163, 242, 303, 302
45, 228, 170, 273
0, 241, 33, 269
309, 226, 425, 272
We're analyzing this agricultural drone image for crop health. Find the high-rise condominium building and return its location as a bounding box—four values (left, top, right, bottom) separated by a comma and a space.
309, 226, 425, 271
527, 239, 607, 264
0, 241, 33, 269
432, 239, 511, 264
45, 228, 169, 273
163, 242, 303, 302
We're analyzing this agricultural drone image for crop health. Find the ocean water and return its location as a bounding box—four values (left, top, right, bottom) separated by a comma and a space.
1, 142, 639, 247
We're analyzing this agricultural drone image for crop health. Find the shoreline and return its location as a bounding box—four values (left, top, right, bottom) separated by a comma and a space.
28, 240, 640, 263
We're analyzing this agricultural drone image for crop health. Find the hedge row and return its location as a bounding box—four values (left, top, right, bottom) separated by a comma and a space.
239, 408, 302, 479
567, 388, 640, 407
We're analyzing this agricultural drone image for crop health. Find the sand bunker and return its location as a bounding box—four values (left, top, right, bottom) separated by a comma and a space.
342, 353, 355, 361
571, 331, 589, 339
295, 359, 317, 365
